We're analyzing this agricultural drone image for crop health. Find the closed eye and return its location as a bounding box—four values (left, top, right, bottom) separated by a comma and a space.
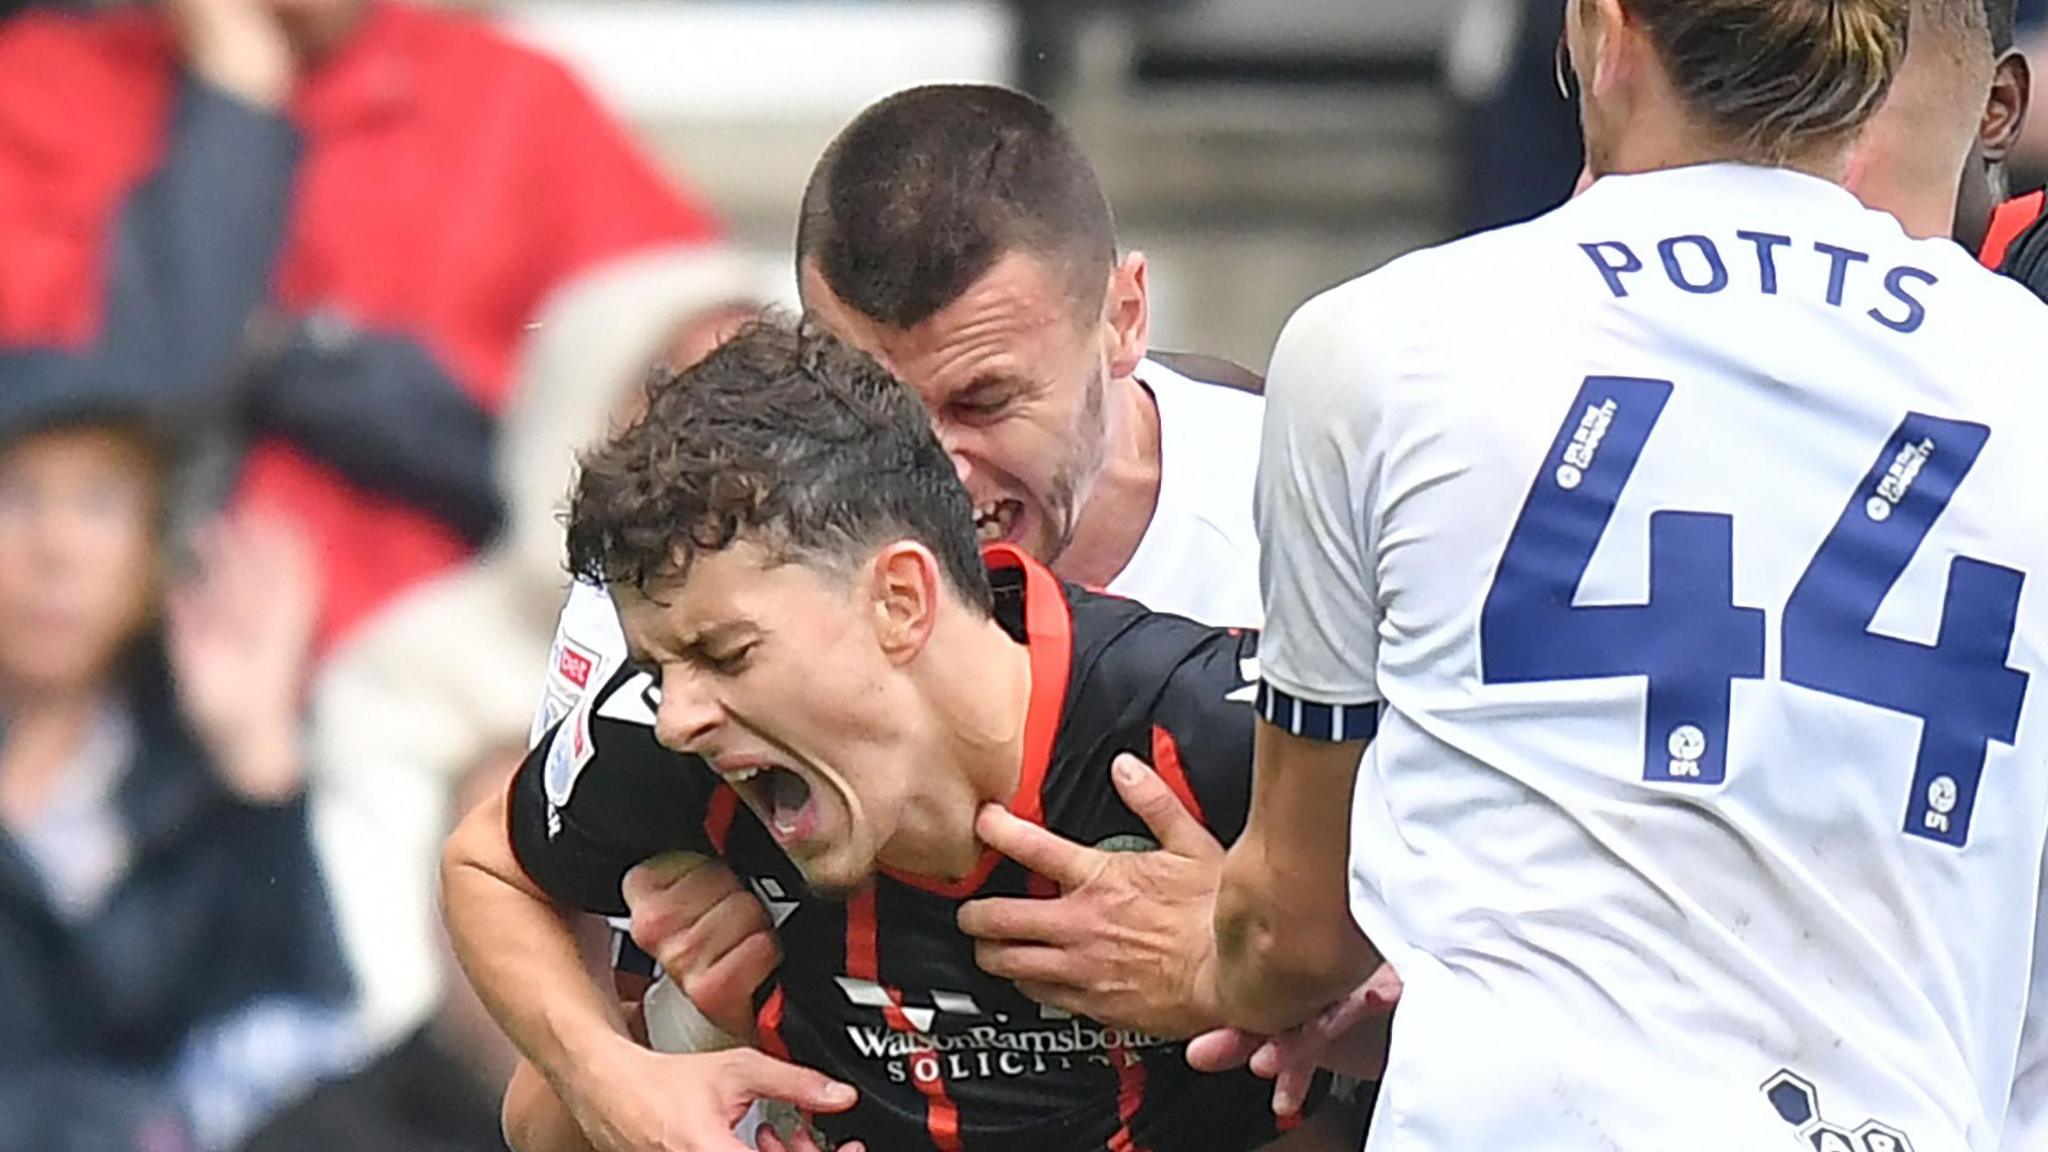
699, 645, 756, 676
950, 381, 1023, 423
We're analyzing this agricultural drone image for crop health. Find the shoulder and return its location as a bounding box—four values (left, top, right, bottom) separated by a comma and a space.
520, 663, 706, 848
1067, 589, 1255, 719
1140, 356, 1265, 423
1143, 350, 1265, 395
556, 581, 631, 668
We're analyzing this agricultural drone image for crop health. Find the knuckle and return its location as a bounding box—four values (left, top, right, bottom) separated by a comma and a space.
628, 914, 674, 954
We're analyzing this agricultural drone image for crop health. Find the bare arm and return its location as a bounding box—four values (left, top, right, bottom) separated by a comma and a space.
441, 788, 859, 1152
505, 1060, 601, 1152
1212, 723, 1379, 1036
440, 788, 640, 1141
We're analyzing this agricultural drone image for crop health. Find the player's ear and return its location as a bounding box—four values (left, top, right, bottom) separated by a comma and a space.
1984, 50, 2033, 164
1578, 0, 1632, 101
867, 540, 942, 666
1103, 251, 1149, 383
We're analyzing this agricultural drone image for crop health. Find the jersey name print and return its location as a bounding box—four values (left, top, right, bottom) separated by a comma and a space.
1255, 163, 2048, 1151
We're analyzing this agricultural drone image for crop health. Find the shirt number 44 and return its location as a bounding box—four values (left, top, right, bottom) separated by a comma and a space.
1478, 375, 2028, 848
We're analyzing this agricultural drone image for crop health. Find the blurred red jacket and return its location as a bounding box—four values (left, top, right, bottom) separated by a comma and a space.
0, 1, 718, 652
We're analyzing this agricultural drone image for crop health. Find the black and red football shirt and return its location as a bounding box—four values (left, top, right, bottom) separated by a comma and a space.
507, 546, 1329, 1152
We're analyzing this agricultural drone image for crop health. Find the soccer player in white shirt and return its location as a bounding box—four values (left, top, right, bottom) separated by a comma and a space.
1209, 1, 2048, 1149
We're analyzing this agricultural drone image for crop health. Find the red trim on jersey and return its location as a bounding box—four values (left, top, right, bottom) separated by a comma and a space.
756, 986, 790, 1060
1105, 1041, 1151, 1152
845, 888, 881, 981
1981, 190, 2045, 269
1147, 726, 1206, 826
1276, 1109, 1302, 1133
845, 888, 964, 1150
882, 545, 1073, 898
703, 786, 740, 854
922, 1090, 963, 1150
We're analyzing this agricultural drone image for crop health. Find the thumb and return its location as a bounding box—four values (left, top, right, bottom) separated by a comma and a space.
722, 1049, 859, 1113
1112, 754, 1221, 860
623, 851, 709, 904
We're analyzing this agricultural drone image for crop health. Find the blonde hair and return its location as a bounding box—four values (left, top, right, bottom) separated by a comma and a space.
1622, 0, 1912, 163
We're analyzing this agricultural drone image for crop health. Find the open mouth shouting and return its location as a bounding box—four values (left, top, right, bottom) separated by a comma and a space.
974, 498, 1023, 543
718, 757, 824, 847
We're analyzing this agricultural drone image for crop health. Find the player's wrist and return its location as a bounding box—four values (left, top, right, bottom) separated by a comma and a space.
548, 997, 641, 1072
548, 1011, 652, 1118
1177, 948, 1229, 1038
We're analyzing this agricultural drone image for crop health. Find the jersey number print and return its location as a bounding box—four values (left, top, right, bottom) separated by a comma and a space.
1479, 375, 2030, 848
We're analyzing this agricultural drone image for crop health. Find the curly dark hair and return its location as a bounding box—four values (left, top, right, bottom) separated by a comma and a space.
567, 318, 993, 615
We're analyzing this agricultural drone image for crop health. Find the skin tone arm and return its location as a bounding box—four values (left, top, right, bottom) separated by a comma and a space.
1211, 723, 1380, 1036
440, 789, 861, 1152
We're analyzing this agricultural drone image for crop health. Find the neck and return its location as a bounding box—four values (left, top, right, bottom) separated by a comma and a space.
1048, 369, 1161, 590
0, 685, 108, 831
878, 610, 1036, 880
1863, 181, 1960, 241
1599, 110, 1849, 186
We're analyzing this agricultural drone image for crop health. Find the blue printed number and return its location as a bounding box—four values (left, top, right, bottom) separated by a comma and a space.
1481, 383, 2029, 848
1783, 416, 2028, 847
1480, 377, 1767, 786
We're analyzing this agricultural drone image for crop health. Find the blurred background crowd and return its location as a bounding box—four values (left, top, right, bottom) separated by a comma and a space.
0, 1, 2041, 1150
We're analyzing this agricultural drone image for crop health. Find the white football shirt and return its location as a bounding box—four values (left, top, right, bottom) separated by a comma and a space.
1110, 358, 1264, 628
1255, 164, 2048, 1152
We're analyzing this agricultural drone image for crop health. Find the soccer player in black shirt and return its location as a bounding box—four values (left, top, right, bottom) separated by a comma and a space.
442, 319, 1348, 1152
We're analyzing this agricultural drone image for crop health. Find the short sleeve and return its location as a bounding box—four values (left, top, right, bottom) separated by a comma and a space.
1253, 285, 1386, 741
509, 664, 719, 917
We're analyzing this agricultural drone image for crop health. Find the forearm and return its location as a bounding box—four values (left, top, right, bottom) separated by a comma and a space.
1213, 839, 1375, 1034
1212, 724, 1379, 1034
99, 76, 297, 413
504, 1059, 601, 1152
440, 792, 634, 1103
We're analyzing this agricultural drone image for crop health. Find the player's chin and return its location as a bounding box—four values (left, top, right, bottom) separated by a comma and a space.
790, 850, 874, 903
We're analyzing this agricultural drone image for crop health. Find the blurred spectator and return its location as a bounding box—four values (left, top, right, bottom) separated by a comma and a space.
0, 0, 721, 658
238, 749, 598, 1152
0, 357, 353, 1152
308, 247, 782, 1054
1447, 0, 1583, 234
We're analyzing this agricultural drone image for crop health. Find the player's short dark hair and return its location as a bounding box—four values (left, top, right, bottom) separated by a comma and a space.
567, 317, 994, 615
795, 84, 1117, 330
